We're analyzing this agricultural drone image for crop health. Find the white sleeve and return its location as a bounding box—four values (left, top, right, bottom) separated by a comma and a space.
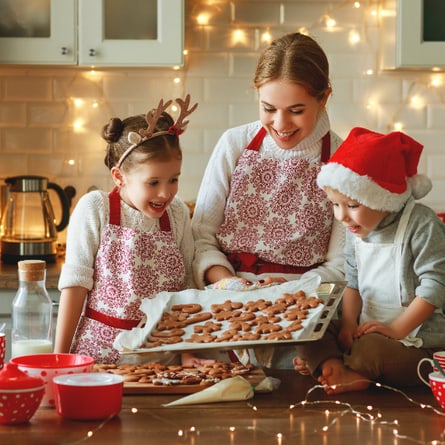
58, 191, 107, 290
191, 127, 249, 288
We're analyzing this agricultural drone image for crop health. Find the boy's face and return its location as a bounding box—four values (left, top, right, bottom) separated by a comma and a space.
325, 187, 389, 239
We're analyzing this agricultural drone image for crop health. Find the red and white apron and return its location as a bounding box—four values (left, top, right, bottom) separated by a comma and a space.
70, 187, 185, 363
217, 127, 333, 275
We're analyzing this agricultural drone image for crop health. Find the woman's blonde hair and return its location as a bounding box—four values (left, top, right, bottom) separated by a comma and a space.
254, 32, 331, 101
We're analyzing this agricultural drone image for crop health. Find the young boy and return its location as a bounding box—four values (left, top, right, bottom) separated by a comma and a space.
295, 127, 445, 394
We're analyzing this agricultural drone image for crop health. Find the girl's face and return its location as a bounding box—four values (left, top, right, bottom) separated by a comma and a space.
325, 187, 389, 239
258, 79, 330, 149
114, 157, 181, 219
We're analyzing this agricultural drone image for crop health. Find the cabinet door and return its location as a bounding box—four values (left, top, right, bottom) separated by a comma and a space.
78, 0, 184, 67
0, 0, 76, 64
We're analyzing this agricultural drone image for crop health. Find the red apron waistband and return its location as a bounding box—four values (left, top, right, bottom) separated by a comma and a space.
85, 306, 141, 330
227, 252, 320, 275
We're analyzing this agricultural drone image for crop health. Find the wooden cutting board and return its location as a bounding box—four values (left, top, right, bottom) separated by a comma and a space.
122, 366, 267, 395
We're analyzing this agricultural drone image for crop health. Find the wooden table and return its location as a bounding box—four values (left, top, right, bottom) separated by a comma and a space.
2, 370, 445, 445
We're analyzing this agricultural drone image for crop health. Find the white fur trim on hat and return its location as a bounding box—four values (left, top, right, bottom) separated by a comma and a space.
317, 162, 412, 212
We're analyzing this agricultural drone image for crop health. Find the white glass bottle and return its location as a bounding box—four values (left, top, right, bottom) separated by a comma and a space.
11, 260, 53, 357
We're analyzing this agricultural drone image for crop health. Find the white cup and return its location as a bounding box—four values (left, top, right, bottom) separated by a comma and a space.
417, 351, 445, 385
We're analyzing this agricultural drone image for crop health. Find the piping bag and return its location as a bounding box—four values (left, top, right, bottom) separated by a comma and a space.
163, 375, 280, 407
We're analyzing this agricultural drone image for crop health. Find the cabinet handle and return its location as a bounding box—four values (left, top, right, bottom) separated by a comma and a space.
61, 47, 68, 55
89, 49, 96, 57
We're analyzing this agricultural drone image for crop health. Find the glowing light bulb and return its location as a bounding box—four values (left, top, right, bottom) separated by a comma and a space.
73, 98, 84, 107
431, 77, 442, 87
232, 28, 247, 46
354, 2, 361, 8
73, 119, 84, 132
261, 31, 272, 44
196, 13, 210, 25
325, 16, 336, 29
349, 30, 360, 45
174, 77, 181, 84
393, 122, 403, 131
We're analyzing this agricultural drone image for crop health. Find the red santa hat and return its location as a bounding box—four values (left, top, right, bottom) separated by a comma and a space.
317, 127, 432, 212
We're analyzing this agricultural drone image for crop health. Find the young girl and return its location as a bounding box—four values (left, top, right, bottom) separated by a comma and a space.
295, 127, 445, 394
54, 95, 199, 364
191, 32, 345, 368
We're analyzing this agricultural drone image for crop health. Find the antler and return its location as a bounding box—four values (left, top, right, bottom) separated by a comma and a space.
170, 94, 198, 135
140, 98, 173, 139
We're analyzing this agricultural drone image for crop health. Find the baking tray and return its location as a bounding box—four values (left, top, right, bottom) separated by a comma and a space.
118, 279, 346, 354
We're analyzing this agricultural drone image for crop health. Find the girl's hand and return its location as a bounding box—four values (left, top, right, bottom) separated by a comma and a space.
257, 276, 287, 286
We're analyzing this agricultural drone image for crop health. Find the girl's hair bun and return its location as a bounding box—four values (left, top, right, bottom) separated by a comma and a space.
102, 117, 124, 143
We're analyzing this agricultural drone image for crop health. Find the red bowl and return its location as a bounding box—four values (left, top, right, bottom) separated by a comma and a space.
10, 353, 94, 407
53, 373, 124, 420
0, 386, 45, 424
0, 362, 45, 425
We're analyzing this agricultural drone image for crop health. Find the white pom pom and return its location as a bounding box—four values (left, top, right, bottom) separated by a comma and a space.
128, 131, 142, 145
408, 174, 432, 199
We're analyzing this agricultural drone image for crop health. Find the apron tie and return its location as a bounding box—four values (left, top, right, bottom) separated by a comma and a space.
84, 306, 142, 330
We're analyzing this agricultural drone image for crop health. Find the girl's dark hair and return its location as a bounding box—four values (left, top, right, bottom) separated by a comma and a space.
254, 32, 331, 100
102, 111, 182, 170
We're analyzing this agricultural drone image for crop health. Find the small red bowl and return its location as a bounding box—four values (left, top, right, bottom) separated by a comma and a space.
0, 362, 45, 424
53, 373, 124, 420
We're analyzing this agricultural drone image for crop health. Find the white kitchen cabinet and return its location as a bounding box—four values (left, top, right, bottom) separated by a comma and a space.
0, 0, 184, 67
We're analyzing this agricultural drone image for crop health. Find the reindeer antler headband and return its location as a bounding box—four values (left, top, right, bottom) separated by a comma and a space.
116, 94, 198, 168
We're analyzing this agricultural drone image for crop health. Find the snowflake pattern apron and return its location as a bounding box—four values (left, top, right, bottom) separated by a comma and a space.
217, 128, 333, 274
70, 187, 185, 363
357, 198, 422, 347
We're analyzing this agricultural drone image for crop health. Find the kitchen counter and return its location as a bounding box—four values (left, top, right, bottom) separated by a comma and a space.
1, 369, 443, 445
0, 257, 63, 290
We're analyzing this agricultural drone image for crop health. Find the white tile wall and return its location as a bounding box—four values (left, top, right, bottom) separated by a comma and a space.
0, 0, 444, 234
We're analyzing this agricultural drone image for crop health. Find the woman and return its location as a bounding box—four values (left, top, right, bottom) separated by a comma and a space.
192, 33, 345, 368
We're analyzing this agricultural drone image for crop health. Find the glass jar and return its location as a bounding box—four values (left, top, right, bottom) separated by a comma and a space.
11, 260, 53, 357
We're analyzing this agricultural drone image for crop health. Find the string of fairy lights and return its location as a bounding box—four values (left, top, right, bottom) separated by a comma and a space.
64, 378, 445, 444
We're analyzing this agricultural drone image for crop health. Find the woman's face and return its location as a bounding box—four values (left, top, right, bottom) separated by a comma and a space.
114, 157, 182, 219
258, 79, 330, 149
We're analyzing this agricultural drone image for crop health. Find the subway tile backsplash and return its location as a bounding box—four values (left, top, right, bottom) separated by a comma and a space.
0, 0, 444, 231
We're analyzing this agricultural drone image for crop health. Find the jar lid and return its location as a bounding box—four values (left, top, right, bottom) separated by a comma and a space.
0, 362, 44, 390
18, 260, 46, 281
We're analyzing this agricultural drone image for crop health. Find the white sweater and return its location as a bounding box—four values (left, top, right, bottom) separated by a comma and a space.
192, 112, 345, 288
59, 190, 195, 291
